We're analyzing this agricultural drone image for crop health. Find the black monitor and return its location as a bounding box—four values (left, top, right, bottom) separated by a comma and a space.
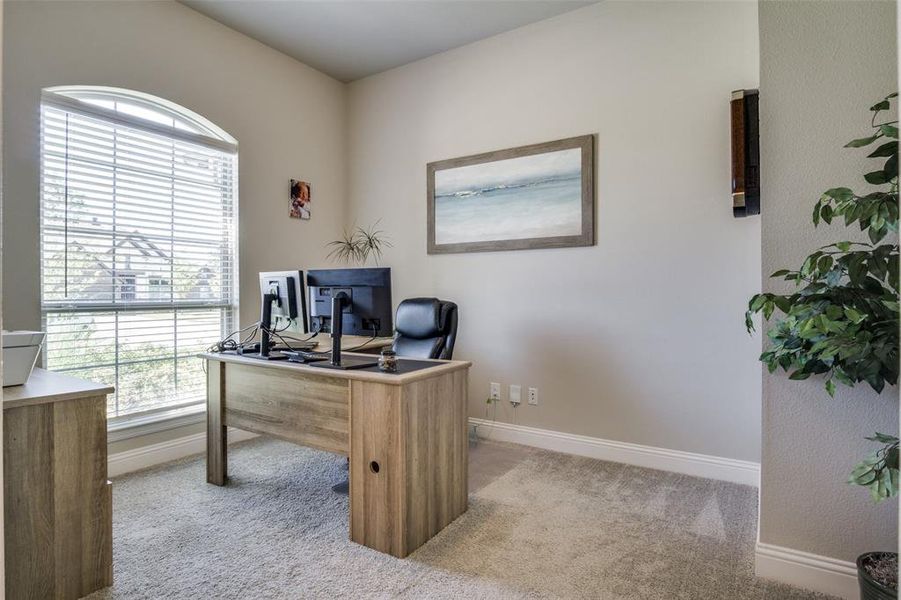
247, 271, 307, 361
306, 267, 392, 369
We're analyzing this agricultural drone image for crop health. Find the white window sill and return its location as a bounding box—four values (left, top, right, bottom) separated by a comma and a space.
108, 405, 206, 443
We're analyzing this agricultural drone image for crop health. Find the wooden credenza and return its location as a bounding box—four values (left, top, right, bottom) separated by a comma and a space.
4, 368, 114, 600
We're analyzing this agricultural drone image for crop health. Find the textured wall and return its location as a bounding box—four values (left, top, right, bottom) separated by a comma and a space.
347, 1, 763, 461
758, 0, 898, 560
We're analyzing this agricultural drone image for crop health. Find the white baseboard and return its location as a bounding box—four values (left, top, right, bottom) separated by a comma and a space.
108, 428, 257, 477
755, 542, 858, 600
469, 418, 760, 486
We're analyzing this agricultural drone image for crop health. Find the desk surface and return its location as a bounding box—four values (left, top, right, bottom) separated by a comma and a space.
3, 368, 115, 409
201, 352, 471, 386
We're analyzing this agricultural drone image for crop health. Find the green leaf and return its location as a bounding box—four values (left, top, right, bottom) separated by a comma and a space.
868, 141, 898, 158
884, 154, 898, 180
770, 269, 790, 277
865, 170, 889, 185
749, 295, 766, 312
867, 432, 900, 444
846, 134, 881, 148
843, 307, 865, 323
822, 187, 855, 202
773, 296, 793, 313
825, 379, 836, 396
881, 124, 899, 139
868, 225, 885, 244
871, 100, 891, 112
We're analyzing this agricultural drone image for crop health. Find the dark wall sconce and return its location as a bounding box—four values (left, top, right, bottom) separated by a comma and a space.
731, 89, 760, 217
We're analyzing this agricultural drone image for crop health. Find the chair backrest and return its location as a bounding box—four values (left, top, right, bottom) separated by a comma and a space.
391, 298, 458, 360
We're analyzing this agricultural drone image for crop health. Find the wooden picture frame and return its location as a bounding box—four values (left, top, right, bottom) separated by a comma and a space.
427, 135, 594, 254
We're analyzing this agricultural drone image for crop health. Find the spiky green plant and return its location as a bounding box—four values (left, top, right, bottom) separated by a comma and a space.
326, 221, 392, 266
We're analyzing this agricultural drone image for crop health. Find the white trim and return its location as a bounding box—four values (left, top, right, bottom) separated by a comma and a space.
107, 428, 256, 477
41, 90, 238, 154
107, 407, 205, 443
469, 418, 760, 486
755, 542, 859, 600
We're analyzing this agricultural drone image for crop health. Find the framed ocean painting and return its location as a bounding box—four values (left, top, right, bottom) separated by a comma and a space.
427, 135, 594, 254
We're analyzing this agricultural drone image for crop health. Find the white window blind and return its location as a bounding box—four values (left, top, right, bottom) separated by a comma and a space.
40, 89, 238, 422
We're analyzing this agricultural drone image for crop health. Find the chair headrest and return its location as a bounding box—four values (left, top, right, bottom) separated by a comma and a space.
396, 298, 444, 339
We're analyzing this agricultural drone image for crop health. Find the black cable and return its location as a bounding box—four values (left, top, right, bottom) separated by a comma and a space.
259, 324, 303, 352
277, 332, 319, 343
208, 321, 260, 353
345, 328, 380, 351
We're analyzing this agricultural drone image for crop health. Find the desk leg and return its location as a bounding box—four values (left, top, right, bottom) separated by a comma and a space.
206, 360, 227, 485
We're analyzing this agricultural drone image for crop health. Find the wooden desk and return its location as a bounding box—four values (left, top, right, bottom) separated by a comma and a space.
4, 368, 114, 599
202, 352, 471, 558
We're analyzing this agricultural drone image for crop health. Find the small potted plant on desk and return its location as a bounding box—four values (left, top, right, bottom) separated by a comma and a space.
746, 93, 899, 600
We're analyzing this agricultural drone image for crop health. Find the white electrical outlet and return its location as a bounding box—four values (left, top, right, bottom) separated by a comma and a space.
509, 384, 521, 405
489, 382, 501, 401
528, 387, 539, 405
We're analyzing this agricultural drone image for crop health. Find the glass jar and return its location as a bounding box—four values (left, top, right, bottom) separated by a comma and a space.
378, 348, 398, 373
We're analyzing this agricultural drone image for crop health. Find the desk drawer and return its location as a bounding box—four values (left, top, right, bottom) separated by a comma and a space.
222, 363, 349, 456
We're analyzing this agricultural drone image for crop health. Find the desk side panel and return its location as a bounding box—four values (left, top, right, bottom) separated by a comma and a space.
349, 381, 405, 556
349, 368, 469, 558
4, 395, 112, 600
52, 395, 112, 597
4, 403, 55, 599
403, 369, 468, 553
223, 363, 350, 456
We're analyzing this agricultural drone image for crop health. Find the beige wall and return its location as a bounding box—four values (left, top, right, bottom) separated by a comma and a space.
2, 0, 347, 448
347, 1, 762, 461
3, 0, 346, 335
758, 0, 898, 561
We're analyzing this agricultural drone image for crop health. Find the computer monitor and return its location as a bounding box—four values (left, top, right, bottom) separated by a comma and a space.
306, 268, 392, 369
248, 271, 308, 361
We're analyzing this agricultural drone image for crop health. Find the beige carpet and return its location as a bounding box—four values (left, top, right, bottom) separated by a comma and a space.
86, 438, 836, 599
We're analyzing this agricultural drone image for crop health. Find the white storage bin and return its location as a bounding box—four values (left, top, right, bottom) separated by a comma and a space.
2, 330, 45, 387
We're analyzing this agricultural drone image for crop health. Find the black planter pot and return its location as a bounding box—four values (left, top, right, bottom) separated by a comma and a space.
858, 552, 898, 600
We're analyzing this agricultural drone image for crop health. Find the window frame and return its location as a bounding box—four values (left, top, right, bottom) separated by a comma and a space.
39, 87, 239, 430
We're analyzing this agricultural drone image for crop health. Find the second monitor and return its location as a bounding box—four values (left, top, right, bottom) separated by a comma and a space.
307, 267, 392, 369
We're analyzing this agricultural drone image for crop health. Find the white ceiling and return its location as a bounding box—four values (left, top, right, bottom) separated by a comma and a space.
180, 1, 596, 82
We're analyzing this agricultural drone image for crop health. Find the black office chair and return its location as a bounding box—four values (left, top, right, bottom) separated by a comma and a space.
392, 298, 458, 360
332, 298, 459, 495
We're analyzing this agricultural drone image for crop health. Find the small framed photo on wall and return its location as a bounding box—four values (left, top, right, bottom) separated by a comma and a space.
290, 179, 311, 220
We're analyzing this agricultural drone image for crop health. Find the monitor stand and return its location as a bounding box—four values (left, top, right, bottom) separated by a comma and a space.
307, 291, 378, 370
244, 293, 289, 361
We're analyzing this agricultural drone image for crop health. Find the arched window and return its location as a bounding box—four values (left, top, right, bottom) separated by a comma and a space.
40, 86, 238, 423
